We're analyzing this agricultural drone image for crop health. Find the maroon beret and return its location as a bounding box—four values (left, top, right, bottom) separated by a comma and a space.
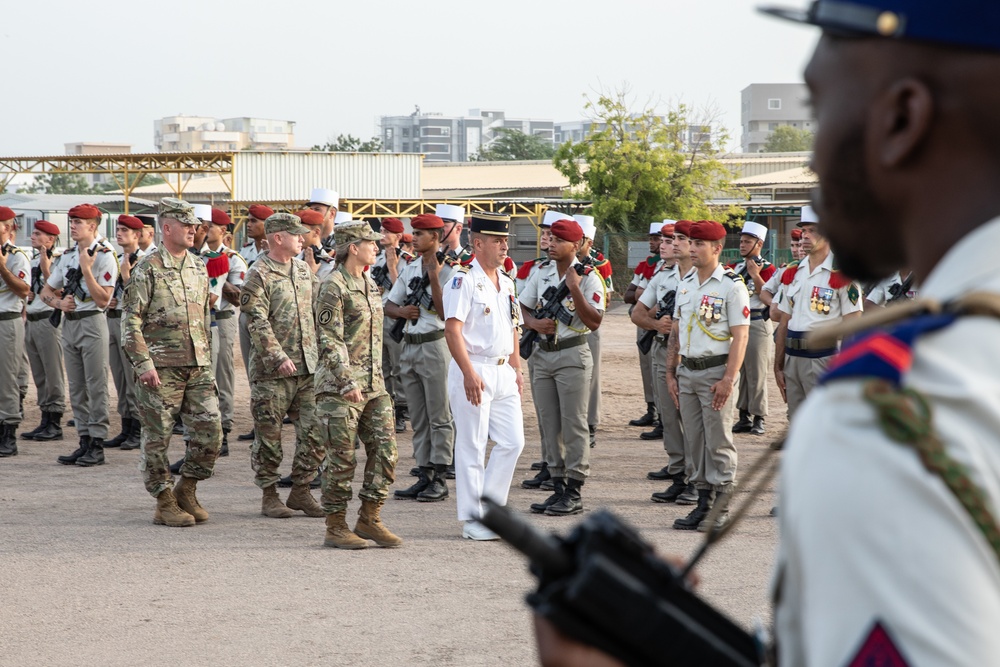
411, 214, 444, 230
211, 208, 231, 227
382, 217, 404, 234
660, 223, 675, 236
248, 204, 274, 221
401, 233, 413, 244
117, 215, 143, 231
688, 220, 727, 242
296, 209, 325, 227
673, 220, 693, 237
34, 220, 60, 236
790, 228, 803, 241
68, 204, 101, 220
0, 206, 15, 222
550, 219, 584, 243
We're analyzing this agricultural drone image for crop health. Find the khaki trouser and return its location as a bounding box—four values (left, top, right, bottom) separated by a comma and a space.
25, 317, 65, 414
400, 336, 455, 467
527, 351, 547, 452
678, 364, 738, 492
0, 317, 25, 425
382, 317, 406, 411
637, 326, 655, 404
62, 314, 110, 439
651, 337, 686, 477
214, 314, 238, 431
737, 317, 774, 418
532, 340, 593, 481
785, 354, 831, 420
587, 326, 602, 427
107, 314, 139, 421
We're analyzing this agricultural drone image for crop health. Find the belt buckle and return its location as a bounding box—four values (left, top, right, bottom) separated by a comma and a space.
497, 358, 506, 365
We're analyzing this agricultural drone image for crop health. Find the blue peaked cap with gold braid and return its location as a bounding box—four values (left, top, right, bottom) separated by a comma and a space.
760, 1, 1000, 53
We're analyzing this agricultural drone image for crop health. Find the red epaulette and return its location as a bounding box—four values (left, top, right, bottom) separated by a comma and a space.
725, 262, 738, 270
829, 270, 851, 289
460, 254, 476, 267
503, 256, 515, 273
205, 254, 230, 279
760, 264, 777, 282
780, 261, 801, 285
596, 260, 613, 280
595, 251, 606, 261
634, 255, 658, 280
516, 259, 536, 280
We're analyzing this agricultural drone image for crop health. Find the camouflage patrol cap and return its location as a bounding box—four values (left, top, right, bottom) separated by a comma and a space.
334, 221, 382, 247
158, 197, 199, 226
265, 212, 311, 236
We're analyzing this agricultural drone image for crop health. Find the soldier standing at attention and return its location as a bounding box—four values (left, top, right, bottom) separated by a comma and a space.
122, 198, 222, 527
42, 204, 118, 467
371, 217, 408, 432
104, 215, 145, 452
624, 222, 666, 433
241, 212, 325, 519
436, 204, 470, 263
0, 207, 30, 456
666, 220, 750, 532
575, 215, 612, 449
296, 209, 334, 278
136, 215, 157, 253
387, 214, 458, 503
444, 212, 525, 541
314, 221, 402, 549
236, 204, 273, 444
21, 220, 66, 444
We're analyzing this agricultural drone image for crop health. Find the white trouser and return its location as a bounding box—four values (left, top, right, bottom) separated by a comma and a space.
449, 359, 525, 522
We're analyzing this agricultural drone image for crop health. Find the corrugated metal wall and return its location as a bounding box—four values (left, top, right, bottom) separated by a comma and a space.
233, 152, 422, 201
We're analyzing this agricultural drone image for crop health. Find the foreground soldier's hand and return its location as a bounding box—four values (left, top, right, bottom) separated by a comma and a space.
343, 388, 363, 403
276, 359, 296, 377
464, 369, 485, 406
138, 369, 161, 389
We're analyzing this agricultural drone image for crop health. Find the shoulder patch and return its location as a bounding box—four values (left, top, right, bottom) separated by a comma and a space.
451, 275, 464, 290
240, 292, 251, 306
848, 283, 860, 305
318, 308, 333, 326
846, 621, 911, 667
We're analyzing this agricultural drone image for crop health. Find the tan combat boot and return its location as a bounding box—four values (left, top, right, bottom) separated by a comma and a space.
286, 483, 325, 517
261, 484, 294, 518
174, 476, 209, 523
354, 499, 403, 548
323, 511, 369, 549
154, 488, 196, 527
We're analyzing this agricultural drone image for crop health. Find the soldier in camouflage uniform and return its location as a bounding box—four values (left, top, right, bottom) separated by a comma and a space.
241, 212, 325, 519
122, 198, 222, 528
314, 221, 402, 549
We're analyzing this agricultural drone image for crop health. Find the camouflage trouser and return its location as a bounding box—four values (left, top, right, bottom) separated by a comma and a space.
135, 365, 222, 497
251, 374, 323, 489
316, 390, 397, 514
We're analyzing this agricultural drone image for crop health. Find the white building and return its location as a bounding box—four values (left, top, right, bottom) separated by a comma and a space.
154, 116, 297, 152
740, 83, 813, 153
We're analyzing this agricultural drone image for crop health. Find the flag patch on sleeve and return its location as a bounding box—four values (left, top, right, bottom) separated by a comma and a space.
592, 292, 601, 303
743, 306, 750, 318
451, 276, 463, 289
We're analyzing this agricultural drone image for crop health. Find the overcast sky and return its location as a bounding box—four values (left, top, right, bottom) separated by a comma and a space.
3, 0, 818, 157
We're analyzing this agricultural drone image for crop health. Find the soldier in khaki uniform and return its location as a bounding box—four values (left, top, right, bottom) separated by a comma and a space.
314, 221, 402, 549
0, 207, 30, 456
105, 215, 144, 451
666, 220, 750, 532
370, 217, 408, 432
122, 198, 222, 527
241, 212, 325, 519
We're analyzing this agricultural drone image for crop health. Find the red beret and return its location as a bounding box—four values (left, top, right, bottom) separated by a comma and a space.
117, 215, 143, 231
660, 223, 675, 236
0, 206, 15, 222
688, 220, 727, 242
382, 217, 404, 234
248, 204, 274, 221
673, 220, 693, 237
411, 214, 444, 230
296, 209, 324, 227
790, 228, 803, 241
68, 204, 101, 220
550, 219, 584, 243
401, 233, 413, 244
211, 208, 231, 227
34, 220, 60, 236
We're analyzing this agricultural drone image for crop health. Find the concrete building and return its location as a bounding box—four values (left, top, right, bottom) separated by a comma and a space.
64, 142, 132, 188
740, 83, 813, 153
154, 116, 296, 152
379, 108, 554, 162
554, 119, 713, 152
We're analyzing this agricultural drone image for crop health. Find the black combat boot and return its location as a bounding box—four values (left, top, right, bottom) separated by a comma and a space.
21, 412, 50, 440
417, 465, 449, 502
120, 419, 141, 451
698, 491, 732, 533
409, 467, 420, 477
750, 416, 765, 436
651, 474, 688, 503
237, 429, 255, 441
172, 416, 184, 435
522, 461, 551, 489
34, 412, 64, 441
647, 465, 672, 480
545, 478, 584, 516
530, 478, 565, 514
76, 438, 106, 467
628, 403, 657, 427
104, 418, 132, 448
640, 419, 663, 440
0, 424, 17, 457
394, 405, 406, 433
445, 463, 455, 480
732, 410, 753, 434
530, 460, 544, 471
219, 428, 230, 457
394, 467, 431, 499
58, 436, 90, 465
169, 457, 185, 474
673, 489, 713, 530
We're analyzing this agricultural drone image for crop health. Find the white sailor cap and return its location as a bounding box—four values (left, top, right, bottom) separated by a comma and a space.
741, 221, 768, 242
573, 214, 596, 240
192, 204, 213, 223
798, 205, 819, 226
334, 211, 353, 225
307, 188, 340, 208
435, 204, 466, 223
543, 210, 572, 228
648, 221, 663, 235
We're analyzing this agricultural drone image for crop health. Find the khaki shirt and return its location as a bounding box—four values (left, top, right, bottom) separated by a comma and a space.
241, 254, 317, 381
46, 240, 118, 312
673, 264, 750, 359
518, 259, 606, 341
122, 246, 212, 375
778, 253, 863, 332
26, 251, 57, 316
637, 262, 681, 312
386, 255, 457, 335
0, 243, 30, 313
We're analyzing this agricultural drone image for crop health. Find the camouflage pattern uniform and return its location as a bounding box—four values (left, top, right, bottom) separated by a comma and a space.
122, 244, 221, 497
315, 261, 397, 514
241, 252, 323, 489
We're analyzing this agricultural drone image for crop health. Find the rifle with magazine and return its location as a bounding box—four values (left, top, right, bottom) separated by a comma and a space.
388, 273, 432, 343
49, 248, 92, 326
637, 289, 676, 355
518, 264, 587, 360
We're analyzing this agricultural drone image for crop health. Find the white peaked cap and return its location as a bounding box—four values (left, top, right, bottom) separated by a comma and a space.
543, 210, 572, 228
648, 221, 664, 235
574, 215, 596, 240
800, 205, 819, 225
741, 221, 768, 242
334, 212, 353, 225
435, 204, 466, 223
308, 188, 340, 208
192, 204, 213, 222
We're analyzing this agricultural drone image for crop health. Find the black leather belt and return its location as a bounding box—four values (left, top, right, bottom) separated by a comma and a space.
681, 354, 729, 371
106, 310, 122, 319
537, 336, 588, 352
65, 311, 102, 321
404, 330, 445, 344
214, 311, 234, 320
750, 307, 769, 321
785, 330, 837, 358
0, 312, 21, 321
26, 312, 50, 322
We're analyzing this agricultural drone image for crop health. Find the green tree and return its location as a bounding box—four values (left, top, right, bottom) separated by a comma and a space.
97, 173, 166, 193
473, 129, 556, 161
763, 125, 813, 152
312, 134, 383, 152
22, 173, 98, 194
553, 91, 737, 233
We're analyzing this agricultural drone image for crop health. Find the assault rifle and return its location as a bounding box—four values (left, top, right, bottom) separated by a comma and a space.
370, 264, 393, 292
388, 273, 432, 343
886, 273, 915, 304
637, 289, 676, 355
49, 265, 85, 327
112, 251, 139, 303
518, 264, 587, 360
480, 498, 765, 667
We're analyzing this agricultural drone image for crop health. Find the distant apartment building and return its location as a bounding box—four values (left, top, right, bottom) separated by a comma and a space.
379, 108, 554, 162
154, 116, 296, 152
741, 83, 813, 153
554, 119, 714, 151
64, 142, 133, 188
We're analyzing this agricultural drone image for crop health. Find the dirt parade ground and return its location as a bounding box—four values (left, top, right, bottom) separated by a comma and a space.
0, 304, 784, 666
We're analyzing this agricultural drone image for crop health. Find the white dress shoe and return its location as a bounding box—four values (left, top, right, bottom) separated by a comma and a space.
462, 520, 500, 541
